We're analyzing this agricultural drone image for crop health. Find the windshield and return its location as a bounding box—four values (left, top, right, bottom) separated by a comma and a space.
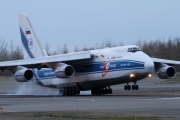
127, 47, 141, 52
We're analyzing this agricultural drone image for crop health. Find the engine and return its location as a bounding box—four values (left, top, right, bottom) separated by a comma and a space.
54, 64, 75, 78
157, 65, 176, 79
14, 69, 33, 82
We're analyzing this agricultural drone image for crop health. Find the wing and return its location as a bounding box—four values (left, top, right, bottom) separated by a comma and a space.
151, 57, 180, 74
0, 51, 91, 71
151, 57, 180, 65
2, 56, 179, 69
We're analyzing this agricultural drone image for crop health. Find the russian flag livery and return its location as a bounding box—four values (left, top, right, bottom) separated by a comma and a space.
25, 28, 31, 35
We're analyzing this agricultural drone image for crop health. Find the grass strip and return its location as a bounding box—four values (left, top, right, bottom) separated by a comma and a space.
0, 112, 175, 120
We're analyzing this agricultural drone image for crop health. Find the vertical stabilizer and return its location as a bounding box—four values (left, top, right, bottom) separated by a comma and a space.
18, 13, 47, 59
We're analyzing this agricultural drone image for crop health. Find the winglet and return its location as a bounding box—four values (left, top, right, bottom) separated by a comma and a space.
18, 13, 48, 59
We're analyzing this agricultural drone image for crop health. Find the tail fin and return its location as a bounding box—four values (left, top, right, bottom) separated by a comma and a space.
18, 13, 47, 59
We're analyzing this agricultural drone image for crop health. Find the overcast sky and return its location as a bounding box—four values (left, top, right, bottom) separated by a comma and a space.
0, 0, 180, 52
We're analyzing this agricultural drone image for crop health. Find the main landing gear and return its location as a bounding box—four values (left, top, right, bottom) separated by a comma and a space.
61, 86, 80, 96
124, 83, 139, 90
91, 86, 112, 95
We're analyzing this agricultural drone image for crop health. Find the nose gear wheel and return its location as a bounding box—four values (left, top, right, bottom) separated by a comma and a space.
124, 84, 139, 91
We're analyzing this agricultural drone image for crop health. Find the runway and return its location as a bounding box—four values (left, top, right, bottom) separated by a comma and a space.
0, 94, 180, 119
1, 76, 180, 119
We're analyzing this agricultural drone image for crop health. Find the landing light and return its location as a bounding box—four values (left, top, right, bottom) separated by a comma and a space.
130, 74, 135, 78
148, 74, 152, 77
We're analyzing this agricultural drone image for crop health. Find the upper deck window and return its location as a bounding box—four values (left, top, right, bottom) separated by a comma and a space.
127, 47, 141, 52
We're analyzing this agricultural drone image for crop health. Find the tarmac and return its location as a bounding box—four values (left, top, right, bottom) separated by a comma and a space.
0, 75, 180, 119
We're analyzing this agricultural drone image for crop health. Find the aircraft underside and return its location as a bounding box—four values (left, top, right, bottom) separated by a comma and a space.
36, 73, 149, 96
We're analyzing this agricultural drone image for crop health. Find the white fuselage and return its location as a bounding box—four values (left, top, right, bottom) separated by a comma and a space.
32, 45, 154, 90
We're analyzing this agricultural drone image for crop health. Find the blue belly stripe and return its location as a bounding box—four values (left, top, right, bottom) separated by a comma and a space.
32, 60, 145, 80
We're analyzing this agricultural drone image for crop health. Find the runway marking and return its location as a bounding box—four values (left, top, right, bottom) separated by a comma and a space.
75, 99, 96, 102
159, 97, 180, 100
73, 97, 180, 102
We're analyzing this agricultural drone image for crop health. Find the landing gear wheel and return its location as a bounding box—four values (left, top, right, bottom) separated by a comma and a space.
102, 88, 105, 95
108, 89, 112, 94
127, 85, 131, 90
94, 90, 96, 95
76, 89, 80, 95
135, 85, 139, 90
91, 89, 95, 95
72, 87, 76, 96
66, 87, 69, 96
132, 85, 135, 90
61, 86, 80, 96
91, 87, 112, 95
69, 87, 73, 95
124, 85, 127, 90
99, 89, 102, 95
105, 88, 108, 94
59, 89, 65, 96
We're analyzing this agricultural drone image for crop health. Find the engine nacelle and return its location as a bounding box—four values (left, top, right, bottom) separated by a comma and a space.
14, 69, 33, 82
157, 65, 176, 79
55, 64, 75, 78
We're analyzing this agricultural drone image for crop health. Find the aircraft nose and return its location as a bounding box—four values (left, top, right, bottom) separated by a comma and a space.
145, 57, 154, 74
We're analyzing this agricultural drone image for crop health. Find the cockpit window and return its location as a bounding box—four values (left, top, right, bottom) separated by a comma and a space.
128, 47, 141, 52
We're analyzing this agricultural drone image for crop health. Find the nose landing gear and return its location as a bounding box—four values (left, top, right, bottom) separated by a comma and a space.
124, 82, 139, 91
124, 84, 131, 90
132, 85, 139, 90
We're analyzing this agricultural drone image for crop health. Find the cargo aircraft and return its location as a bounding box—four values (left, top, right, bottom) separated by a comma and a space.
0, 13, 180, 96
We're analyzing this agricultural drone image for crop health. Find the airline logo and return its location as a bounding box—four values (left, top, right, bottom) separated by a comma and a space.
28, 38, 33, 49
101, 61, 111, 77
100, 61, 117, 77
25, 28, 31, 35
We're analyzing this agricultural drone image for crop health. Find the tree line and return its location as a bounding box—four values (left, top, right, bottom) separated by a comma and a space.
0, 39, 23, 62
1, 37, 180, 62
45, 37, 180, 61
135, 37, 180, 60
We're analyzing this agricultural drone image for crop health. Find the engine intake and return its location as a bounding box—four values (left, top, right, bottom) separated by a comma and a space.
55, 64, 75, 78
157, 65, 176, 79
14, 69, 33, 82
